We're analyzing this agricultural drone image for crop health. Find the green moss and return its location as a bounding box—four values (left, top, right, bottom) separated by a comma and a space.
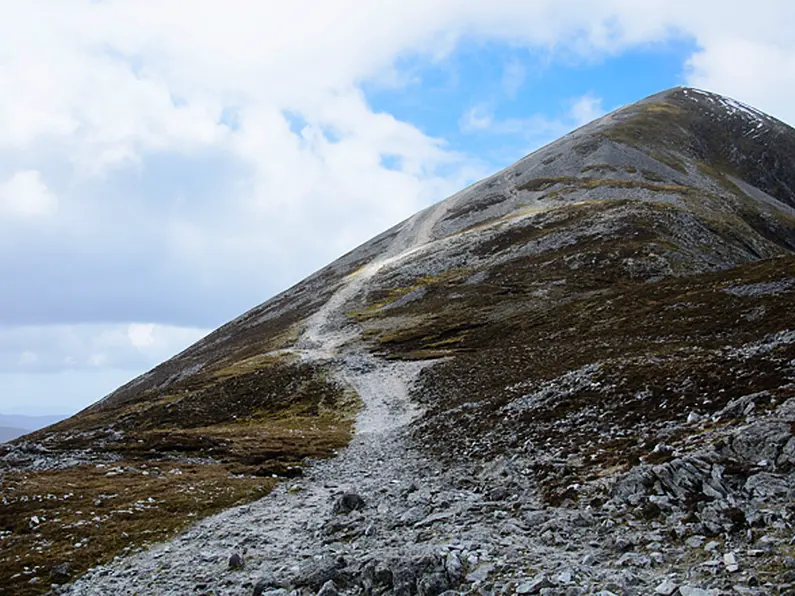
519, 176, 695, 195
582, 164, 619, 173
349, 269, 471, 321
640, 169, 666, 182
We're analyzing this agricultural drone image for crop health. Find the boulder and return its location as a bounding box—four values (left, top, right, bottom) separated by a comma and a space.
332, 492, 366, 515
316, 580, 339, 596
228, 553, 245, 570
50, 562, 72, 585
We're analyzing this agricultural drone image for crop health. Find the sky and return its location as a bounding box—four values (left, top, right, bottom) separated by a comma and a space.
2, 1, 795, 416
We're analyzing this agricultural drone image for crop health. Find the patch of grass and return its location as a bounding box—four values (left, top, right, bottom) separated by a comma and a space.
518, 176, 694, 195
640, 169, 666, 182
0, 463, 276, 596
582, 164, 619, 173
349, 269, 471, 321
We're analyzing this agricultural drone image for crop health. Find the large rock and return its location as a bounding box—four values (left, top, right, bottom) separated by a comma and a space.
332, 492, 366, 515
293, 556, 347, 590
744, 472, 791, 498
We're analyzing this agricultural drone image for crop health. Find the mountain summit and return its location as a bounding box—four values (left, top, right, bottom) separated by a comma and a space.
4, 88, 795, 595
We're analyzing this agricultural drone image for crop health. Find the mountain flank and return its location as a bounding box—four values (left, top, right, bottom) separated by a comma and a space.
2, 87, 795, 595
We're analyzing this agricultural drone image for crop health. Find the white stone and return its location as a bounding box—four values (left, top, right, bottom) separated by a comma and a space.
724, 552, 740, 572
655, 579, 679, 595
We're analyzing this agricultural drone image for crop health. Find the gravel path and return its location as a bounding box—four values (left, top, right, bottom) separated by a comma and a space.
62, 184, 470, 596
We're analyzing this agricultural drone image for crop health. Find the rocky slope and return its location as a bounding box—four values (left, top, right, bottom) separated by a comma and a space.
2, 87, 795, 595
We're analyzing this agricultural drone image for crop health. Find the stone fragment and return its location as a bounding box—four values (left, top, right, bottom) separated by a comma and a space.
332, 492, 365, 515
50, 562, 72, 585
252, 575, 286, 596
445, 552, 464, 582
744, 473, 790, 498
317, 580, 339, 596
516, 574, 552, 594
556, 569, 573, 584
417, 571, 450, 596
724, 552, 740, 573
293, 556, 346, 589
678, 586, 719, 596
655, 579, 678, 595
374, 562, 393, 587
228, 553, 245, 570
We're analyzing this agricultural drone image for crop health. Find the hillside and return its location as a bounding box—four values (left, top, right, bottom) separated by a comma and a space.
2, 87, 794, 595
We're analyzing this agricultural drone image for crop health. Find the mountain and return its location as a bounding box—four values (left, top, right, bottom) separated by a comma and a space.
0, 426, 29, 443
2, 87, 794, 595
0, 414, 66, 443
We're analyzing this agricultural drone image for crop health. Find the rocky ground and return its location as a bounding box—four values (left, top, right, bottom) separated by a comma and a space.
57, 176, 795, 595
56, 355, 795, 596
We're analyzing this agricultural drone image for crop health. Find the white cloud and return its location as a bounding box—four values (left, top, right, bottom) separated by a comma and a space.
569, 93, 606, 126
0, 171, 58, 217
18, 351, 38, 366
459, 105, 495, 132
458, 93, 605, 149
128, 324, 156, 349
0, 324, 209, 374
502, 59, 527, 98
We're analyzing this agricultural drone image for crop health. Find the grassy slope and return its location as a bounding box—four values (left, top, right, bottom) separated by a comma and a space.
0, 357, 358, 595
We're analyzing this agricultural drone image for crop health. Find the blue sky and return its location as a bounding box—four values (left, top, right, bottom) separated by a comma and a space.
1, 1, 795, 417
367, 37, 697, 164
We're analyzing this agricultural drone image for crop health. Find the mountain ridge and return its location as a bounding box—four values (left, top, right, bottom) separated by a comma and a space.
74, 87, 795, 416
2, 87, 795, 595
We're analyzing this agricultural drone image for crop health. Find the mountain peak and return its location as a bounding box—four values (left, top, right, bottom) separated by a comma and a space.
597, 86, 795, 209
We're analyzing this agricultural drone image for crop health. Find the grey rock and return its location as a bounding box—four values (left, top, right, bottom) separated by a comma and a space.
678, 586, 719, 596
724, 552, 740, 572
445, 552, 465, 582
414, 511, 455, 528
293, 557, 346, 589
727, 420, 792, 467
398, 505, 430, 526
253, 576, 287, 596
228, 552, 245, 570
374, 562, 393, 587
488, 486, 510, 501
51, 562, 72, 585
417, 572, 451, 596
655, 579, 678, 595
516, 574, 553, 594
744, 472, 790, 498
332, 492, 365, 515
392, 564, 418, 596
555, 569, 573, 584
316, 580, 339, 596
465, 563, 493, 583
613, 536, 634, 552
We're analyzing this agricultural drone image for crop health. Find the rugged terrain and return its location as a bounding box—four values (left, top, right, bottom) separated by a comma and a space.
2, 87, 795, 595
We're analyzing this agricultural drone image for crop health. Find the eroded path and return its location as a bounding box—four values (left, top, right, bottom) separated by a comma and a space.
62, 193, 476, 595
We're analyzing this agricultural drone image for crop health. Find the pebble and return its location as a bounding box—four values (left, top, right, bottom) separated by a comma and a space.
724, 552, 740, 573
655, 579, 679, 595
